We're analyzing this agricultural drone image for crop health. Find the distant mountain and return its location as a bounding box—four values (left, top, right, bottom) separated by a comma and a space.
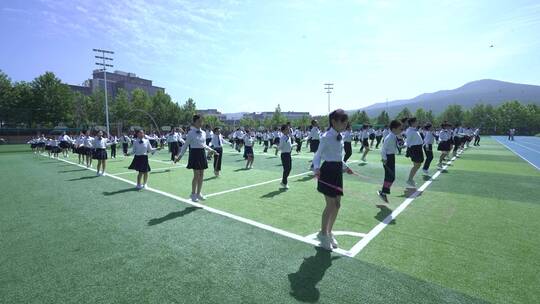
352, 79, 540, 117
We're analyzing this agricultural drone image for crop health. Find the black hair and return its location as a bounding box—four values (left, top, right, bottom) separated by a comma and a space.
389, 120, 402, 130
311, 119, 318, 126
280, 124, 288, 132
408, 117, 417, 124
328, 109, 349, 131
193, 114, 202, 123
213, 127, 220, 132
424, 123, 432, 130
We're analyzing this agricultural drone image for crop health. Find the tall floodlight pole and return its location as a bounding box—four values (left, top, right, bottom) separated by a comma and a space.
93, 48, 114, 135
324, 83, 334, 114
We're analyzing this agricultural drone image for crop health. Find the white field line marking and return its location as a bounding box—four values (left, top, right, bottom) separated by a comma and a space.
221, 150, 315, 160
43, 155, 351, 256
347, 153, 461, 257
492, 137, 540, 170
518, 139, 540, 148
509, 141, 540, 154
305, 231, 367, 239
111, 165, 183, 176
206, 160, 359, 198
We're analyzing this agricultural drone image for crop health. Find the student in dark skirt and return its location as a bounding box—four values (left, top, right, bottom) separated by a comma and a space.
437, 122, 452, 168
377, 120, 402, 205
277, 124, 297, 189
175, 114, 219, 202
360, 125, 370, 162
82, 130, 94, 168
308, 120, 320, 153
128, 129, 156, 189
92, 131, 112, 176
404, 117, 424, 188
45, 137, 52, 157
312, 109, 353, 251
109, 134, 118, 159
244, 132, 255, 169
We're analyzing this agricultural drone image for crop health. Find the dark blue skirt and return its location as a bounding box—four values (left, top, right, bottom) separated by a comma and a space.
93, 148, 108, 160
187, 148, 208, 170
129, 155, 151, 172
245, 146, 254, 155
317, 161, 343, 197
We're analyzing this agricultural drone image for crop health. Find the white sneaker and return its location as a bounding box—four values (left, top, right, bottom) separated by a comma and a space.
406, 180, 416, 188
317, 232, 333, 251
142, 184, 147, 189
135, 184, 142, 190
197, 194, 206, 201
190, 193, 199, 202
96, 172, 100, 176
422, 169, 429, 175
437, 163, 443, 169
280, 183, 289, 189
330, 233, 339, 249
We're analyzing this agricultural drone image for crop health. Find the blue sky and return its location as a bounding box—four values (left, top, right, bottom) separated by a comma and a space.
1, 0, 540, 115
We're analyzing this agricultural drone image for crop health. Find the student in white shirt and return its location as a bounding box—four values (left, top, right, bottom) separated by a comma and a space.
437, 122, 453, 168
422, 123, 435, 175
368, 126, 376, 148
109, 134, 118, 159
211, 127, 230, 176
377, 120, 402, 204
59, 132, 71, 158
294, 128, 303, 153
312, 109, 353, 251
51, 138, 60, 158
375, 128, 383, 149
404, 117, 424, 188
120, 133, 131, 156
128, 129, 156, 189
278, 124, 297, 189
474, 128, 481, 146
92, 131, 112, 176
308, 120, 320, 153
360, 125, 371, 162
175, 115, 219, 202
262, 131, 270, 153
342, 123, 353, 162
82, 130, 94, 168
244, 132, 255, 169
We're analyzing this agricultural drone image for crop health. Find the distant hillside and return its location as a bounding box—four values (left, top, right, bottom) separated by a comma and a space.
353, 79, 540, 117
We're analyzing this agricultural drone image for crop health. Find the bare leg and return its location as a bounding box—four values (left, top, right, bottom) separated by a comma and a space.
191, 170, 197, 194
408, 162, 422, 181
196, 170, 204, 194
143, 172, 148, 185
137, 172, 143, 186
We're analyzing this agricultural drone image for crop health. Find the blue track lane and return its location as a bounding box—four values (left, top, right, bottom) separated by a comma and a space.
492, 136, 540, 170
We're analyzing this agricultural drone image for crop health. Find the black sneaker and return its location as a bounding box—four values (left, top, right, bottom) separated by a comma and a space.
377, 190, 389, 204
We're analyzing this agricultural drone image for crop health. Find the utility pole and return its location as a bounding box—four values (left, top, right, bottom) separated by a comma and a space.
93, 48, 114, 135
324, 83, 334, 114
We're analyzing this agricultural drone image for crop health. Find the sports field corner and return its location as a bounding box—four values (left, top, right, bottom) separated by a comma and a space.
1, 136, 540, 303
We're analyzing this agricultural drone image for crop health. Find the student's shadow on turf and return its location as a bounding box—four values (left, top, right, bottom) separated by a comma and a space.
234, 168, 250, 172
375, 205, 395, 225
102, 188, 139, 196
204, 176, 218, 181
147, 207, 202, 226
295, 175, 314, 183
399, 188, 421, 198
288, 247, 340, 303
58, 168, 87, 173
422, 175, 431, 181
357, 162, 367, 166
67, 175, 99, 181
151, 169, 170, 174
261, 188, 287, 198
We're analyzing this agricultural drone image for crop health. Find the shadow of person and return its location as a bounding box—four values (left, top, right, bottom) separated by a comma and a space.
147, 206, 202, 226
260, 188, 287, 198
375, 205, 395, 225
234, 167, 249, 172
67, 175, 99, 181
422, 175, 431, 181
102, 188, 139, 196
295, 175, 314, 183
288, 247, 340, 303
204, 176, 218, 181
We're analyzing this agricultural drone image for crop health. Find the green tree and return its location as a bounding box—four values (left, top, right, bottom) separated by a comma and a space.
425, 110, 436, 125
0, 70, 12, 127
414, 108, 427, 125
439, 104, 464, 126
31, 72, 74, 127
270, 104, 286, 127
111, 89, 131, 132
395, 107, 412, 121
179, 98, 197, 125
376, 110, 390, 126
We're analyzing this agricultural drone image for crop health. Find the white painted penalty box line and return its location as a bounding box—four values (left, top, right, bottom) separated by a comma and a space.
205, 160, 359, 198
44, 155, 351, 257
492, 137, 540, 170
347, 152, 462, 257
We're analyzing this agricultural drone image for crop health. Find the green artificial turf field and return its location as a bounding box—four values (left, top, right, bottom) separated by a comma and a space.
1, 137, 539, 303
